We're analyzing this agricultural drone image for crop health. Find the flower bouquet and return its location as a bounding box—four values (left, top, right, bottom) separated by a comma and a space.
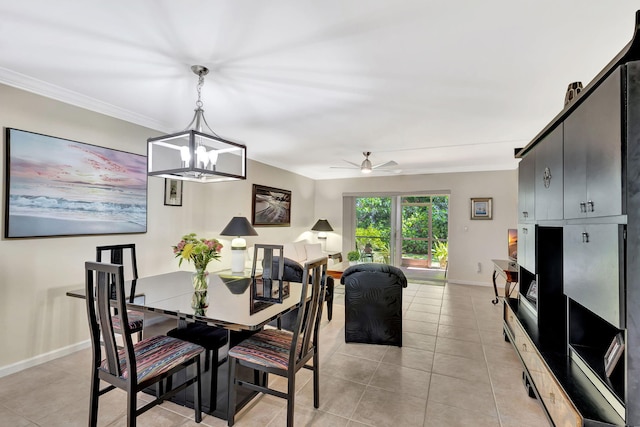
173, 233, 223, 294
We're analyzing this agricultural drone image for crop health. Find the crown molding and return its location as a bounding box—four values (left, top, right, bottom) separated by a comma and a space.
0, 66, 169, 132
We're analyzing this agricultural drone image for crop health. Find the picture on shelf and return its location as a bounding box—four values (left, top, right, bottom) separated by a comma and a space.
526, 280, 537, 303
604, 332, 625, 377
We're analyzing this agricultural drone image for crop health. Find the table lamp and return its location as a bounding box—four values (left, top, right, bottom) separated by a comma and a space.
311, 219, 333, 240
220, 216, 258, 273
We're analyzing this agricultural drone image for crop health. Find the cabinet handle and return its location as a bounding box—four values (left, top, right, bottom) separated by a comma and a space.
579, 202, 586, 213
522, 228, 528, 235
522, 211, 528, 218
522, 343, 527, 351
587, 200, 594, 212
582, 232, 589, 243
549, 392, 556, 404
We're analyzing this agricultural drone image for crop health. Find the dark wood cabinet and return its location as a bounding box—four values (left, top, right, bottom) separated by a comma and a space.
563, 68, 623, 220
518, 153, 535, 222
516, 223, 536, 274
563, 224, 624, 329
534, 125, 563, 221
507, 11, 640, 426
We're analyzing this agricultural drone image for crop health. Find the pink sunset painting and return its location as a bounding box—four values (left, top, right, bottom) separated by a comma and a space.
6, 129, 147, 237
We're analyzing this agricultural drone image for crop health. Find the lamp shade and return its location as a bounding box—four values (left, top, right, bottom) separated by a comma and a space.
220, 217, 258, 238
311, 219, 333, 232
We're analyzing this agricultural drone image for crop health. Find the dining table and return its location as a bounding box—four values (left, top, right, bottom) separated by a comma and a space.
67, 269, 305, 420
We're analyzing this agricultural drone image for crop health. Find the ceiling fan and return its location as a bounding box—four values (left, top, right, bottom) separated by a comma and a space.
331, 152, 398, 174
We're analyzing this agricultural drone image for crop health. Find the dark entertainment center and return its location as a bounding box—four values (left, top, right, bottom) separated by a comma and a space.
507, 11, 640, 427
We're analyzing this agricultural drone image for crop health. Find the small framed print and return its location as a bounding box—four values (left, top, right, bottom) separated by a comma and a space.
470, 197, 492, 220
604, 332, 625, 377
164, 179, 183, 207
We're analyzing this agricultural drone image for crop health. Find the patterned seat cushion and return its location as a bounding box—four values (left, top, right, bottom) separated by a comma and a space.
111, 310, 144, 332
229, 329, 300, 370
100, 335, 204, 383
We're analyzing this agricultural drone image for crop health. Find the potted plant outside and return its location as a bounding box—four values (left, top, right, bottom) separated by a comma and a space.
347, 250, 360, 266
433, 240, 448, 269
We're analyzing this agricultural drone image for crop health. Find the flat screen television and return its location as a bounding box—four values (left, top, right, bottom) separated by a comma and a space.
508, 228, 518, 262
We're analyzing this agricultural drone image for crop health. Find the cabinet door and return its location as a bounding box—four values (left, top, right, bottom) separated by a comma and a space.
564, 68, 622, 219
518, 154, 535, 222
535, 125, 563, 220
563, 224, 623, 328
518, 223, 536, 274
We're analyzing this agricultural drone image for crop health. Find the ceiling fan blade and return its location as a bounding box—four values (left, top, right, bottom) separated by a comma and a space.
343, 160, 361, 167
372, 160, 398, 169
330, 166, 359, 169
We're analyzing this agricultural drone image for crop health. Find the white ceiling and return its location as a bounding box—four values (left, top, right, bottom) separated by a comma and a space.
1, 1, 638, 180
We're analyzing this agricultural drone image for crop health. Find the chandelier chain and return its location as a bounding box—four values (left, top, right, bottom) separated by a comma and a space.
196, 74, 204, 109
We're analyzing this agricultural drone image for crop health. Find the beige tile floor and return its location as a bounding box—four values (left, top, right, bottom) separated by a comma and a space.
0, 281, 549, 426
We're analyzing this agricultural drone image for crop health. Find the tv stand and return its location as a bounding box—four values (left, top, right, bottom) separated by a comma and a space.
491, 259, 518, 304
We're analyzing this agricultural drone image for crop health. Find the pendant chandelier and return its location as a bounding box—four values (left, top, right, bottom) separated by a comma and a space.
147, 65, 247, 183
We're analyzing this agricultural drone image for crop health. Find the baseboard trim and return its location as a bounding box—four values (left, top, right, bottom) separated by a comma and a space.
447, 279, 492, 287
0, 340, 90, 378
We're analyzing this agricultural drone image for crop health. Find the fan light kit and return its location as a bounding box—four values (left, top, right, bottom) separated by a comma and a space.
331, 152, 398, 174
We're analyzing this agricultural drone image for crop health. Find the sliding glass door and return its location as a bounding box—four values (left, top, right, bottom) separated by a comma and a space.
353, 194, 448, 269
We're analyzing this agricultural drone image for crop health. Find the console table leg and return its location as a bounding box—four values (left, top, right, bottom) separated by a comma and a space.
492, 269, 499, 304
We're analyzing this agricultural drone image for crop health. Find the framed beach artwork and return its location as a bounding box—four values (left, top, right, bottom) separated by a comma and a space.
470, 197, 493, 220
251, 184, 291, 226
4, 128, 148, 238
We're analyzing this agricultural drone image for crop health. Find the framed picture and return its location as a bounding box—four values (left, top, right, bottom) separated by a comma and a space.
164, 179, 183, 206
251, 184, 291, 227
604, 332, 625, 377
470, 197, 493, 220
4, 128, 147, 238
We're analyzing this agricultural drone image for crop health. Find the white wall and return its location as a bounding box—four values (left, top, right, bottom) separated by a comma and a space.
0, 82, 519, 374
0, 84, 315, 372
314, 170, 518, 285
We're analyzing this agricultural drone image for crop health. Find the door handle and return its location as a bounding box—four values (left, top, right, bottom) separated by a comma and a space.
579, 202, 586, 213
587, 200, 594, 212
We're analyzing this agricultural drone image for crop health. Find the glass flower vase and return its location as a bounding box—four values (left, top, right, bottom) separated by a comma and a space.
191, 290, 209, 315
192, 268, 209, 291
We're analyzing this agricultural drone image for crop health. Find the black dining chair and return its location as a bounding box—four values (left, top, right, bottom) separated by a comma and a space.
96, 244, 144, 341
85, 261, 204, 427
227, 257, 328, 427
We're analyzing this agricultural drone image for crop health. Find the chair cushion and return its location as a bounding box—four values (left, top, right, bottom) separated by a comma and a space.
100, 335, 204, 383
228, 329, 300, 370
111, 310, 144, 332
166, 323, 228, 350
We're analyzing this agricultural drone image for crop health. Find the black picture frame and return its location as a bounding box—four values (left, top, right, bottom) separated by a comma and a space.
4, 128, 147, 238
251, 184, 291, 227
164, 179, 183, 207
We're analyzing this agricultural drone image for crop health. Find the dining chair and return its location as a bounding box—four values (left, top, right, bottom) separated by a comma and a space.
227, 257, 328, 427
85, 261, 204, 427
96, 244, 143, 341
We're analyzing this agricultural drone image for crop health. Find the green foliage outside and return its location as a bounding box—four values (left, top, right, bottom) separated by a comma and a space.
355, 196, 449, 260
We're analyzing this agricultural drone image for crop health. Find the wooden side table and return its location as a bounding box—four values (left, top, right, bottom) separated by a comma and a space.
491, 259, 518, 304
327, 261, 349, 280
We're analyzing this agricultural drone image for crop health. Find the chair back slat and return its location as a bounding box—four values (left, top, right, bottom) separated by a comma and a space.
96, 244, 138, 303
85, 261, 136, 380
290, 257, 327, 365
